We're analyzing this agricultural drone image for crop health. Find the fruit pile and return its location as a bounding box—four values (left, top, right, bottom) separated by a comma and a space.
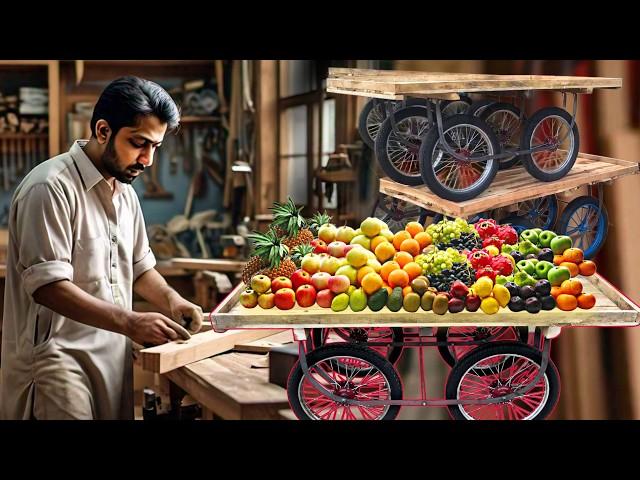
239, 199, 598, 315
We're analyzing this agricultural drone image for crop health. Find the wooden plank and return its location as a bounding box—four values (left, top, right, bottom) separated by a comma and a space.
211, 274, 639, 330
170, 258, 245, 272
141, 328, 283, 373
234, 330, 294, 353
165, 352, 289, 420
379, 155, 639, 218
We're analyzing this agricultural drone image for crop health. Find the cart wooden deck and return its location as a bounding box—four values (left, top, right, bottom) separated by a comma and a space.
211, 273, 640, 331
327, 67, 622, 100
378, 152, 640, 218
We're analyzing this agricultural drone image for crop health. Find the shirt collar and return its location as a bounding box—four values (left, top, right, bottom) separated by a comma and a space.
70, 140, 125, 196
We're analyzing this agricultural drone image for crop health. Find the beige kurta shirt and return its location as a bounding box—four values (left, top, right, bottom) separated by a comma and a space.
0, 140, 156, 420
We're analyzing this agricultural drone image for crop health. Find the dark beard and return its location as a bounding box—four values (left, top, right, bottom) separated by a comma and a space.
101, 138, 144, 184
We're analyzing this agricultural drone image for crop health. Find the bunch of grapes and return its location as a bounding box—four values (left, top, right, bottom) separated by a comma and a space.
436, 231, 481, 251
427, 262, 476, 292
418, 247, 469, 275
426, 218, 478, 246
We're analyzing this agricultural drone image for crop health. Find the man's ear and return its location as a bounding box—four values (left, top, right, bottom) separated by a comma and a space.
95, 119, 111, 144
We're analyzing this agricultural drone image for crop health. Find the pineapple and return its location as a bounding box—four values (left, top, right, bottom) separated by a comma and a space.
242, 229, 296, 284
291, 243, 314, 268
308, 211, 332, 237
271, 197, 314, 249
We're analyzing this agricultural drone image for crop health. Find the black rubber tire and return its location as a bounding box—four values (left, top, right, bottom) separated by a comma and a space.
372, 193, 422, 233
556, 195, 609, 260
311, 327, 405, 366
445, 341, 560, 420
468, 99, 496, 117
520, 107, 580, 181
480, 102, 524, 170
287, 344, 403, 420
375, 105, 431, 186
440, 97, 471, 117
358, 99, 389, 150
436, 327, 529, 367
419, 114, 500, 201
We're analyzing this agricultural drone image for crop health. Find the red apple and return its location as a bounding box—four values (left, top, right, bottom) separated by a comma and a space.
257, 292, 275, 309
343, 244, 357, 256
274, 288, 296, 310
239, 289, 259, 308
291, 269, 312, 291
311, 239, 328, 255
311, 271, 331, 291
328, 241, 347, 258
271, 276, 293, 293
296, 284, 317, 308
328, 274, 350, 294
316, 289, 335, 308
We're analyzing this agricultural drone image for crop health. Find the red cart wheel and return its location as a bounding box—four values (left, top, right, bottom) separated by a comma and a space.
311, 327, 404, 366
287, 344, 403, 420
437, 326, 528, 367
445, 342, 560, 420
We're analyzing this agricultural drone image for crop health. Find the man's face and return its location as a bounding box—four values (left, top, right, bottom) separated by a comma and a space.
101, 115, 168, 184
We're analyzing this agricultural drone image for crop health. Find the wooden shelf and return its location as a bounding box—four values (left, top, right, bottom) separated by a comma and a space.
327, 67, 622, 100
378, 153, 639, 219
315, 168, 357, 183
211, 274, 640, 331
0, 133, 48, 140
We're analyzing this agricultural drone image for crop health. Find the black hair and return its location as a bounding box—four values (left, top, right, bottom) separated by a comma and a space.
90, 76, 180, 137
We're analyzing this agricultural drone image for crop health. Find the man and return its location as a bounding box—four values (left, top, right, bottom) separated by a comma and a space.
0, 76, 203, 420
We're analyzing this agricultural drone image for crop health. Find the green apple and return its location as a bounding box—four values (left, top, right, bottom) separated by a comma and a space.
514, 271, 537, 287
532, 228, 543, 236
547, 266, 571, 286
550, 235, 573, 255
495, 275, 508, 285
518, 240, 540, 256
516, 259, 536, 276
538, 230, 557, 248
520, 229, 539, 246
534, 261, 554, 280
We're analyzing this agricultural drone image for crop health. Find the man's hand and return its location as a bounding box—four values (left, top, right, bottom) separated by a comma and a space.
167, 296, 204, 334
126, 311, 192, 346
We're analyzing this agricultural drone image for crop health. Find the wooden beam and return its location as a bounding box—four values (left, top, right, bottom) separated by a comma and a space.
141, 328, 283, 373
256, 60, 279, 214
170, 258, 245, 272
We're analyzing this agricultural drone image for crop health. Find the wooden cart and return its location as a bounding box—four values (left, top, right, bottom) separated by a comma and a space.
210, 273, 640, 420
328, 67, 624, 205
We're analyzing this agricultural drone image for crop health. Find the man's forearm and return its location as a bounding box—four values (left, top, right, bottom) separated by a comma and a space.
133, 268, 180, 316
33, 280, 133, 336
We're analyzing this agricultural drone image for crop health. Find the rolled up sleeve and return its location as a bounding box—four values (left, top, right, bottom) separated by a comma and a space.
17, 183, 74, 297
131, 192, 156, 282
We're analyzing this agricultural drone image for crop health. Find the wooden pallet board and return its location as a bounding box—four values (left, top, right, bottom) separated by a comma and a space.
211, 273, 640, 330
327, 68, 622, 100
379, 153, 639, 218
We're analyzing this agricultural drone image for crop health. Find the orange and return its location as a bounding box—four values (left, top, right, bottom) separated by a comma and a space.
563, 248, 584, 264
361, 272, 384, 295
560, 279, 583, 296
356, 266, 375, 286
560, 262, 580, 278
388, 269, 410, 288
553, 255, 565, 266
556, 294, 578, 311
577, 293, 596, 309
550, 286, 563, 299
393, 230, 412, 250
403, 262, 423, 281
402, 286, 413, 297
405, 221, 424, 238
579, 260, 597, 276
400, 238, 421, 257
374, 241, 396, 263
380, 261, 401, 282
413, 231, 432, 250
394, 251, 414, 269
370, 235, 389, 252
